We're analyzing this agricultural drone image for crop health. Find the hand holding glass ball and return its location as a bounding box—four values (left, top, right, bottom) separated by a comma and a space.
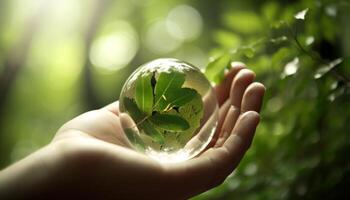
0, 59, 265, 200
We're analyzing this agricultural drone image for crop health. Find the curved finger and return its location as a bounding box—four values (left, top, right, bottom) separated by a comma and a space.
203, 111, 260, 188
204, 69, 256, 154
102, 101, 120, 116
119, 113, 139, 149
241, 82, 266, 113
214, 62, 246, 105
206, 100, 230, 148
167, 111, 260, 198
230, 69, 256, 109
214, 105, 240, 148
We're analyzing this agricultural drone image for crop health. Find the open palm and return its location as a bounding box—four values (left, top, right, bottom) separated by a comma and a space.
50, 62, 265, 199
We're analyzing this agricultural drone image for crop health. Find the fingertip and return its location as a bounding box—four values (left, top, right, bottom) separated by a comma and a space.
230, 61, 246, 69
230, 69, 256, 107
234, 69, 256, 84
216, 65, 246, 105
252, 82, 266, 92
236, 111, 260, 135
249, 83, 266, 97
241, 82, 266, 113
224, 62, 245, 77
241, 111, 260, 124
252, 83, 266, 99
119, 113, 135, 129
241, 69, 256, 78
229, 111, 260, 151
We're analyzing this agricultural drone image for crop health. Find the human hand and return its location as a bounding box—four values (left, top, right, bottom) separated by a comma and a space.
0, 62, 265, 200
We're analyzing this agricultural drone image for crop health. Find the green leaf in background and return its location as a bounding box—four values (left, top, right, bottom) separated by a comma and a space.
135, 74, 154, 115
270, 36, 288, 44
123, 128, 145, 151
150, 113, 190, 131
294, 8, 309, 20
154, 71, 186, 111
262, 1, 279, 22
223, 11, 263, 34
213, 30, 241, 49
123, 97, 145, 122
314, 58, 343, 79
139, 120, 165, 144
241, 46, 256, 58
204, 53, 231, 84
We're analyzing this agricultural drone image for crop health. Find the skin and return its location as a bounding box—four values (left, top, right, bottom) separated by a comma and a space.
0, 62, 265, 200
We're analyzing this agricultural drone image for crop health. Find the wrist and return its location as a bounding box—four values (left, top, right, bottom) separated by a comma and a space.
0, 144, 61, 199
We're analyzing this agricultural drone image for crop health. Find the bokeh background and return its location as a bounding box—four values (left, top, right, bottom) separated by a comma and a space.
0, 0, 349, 199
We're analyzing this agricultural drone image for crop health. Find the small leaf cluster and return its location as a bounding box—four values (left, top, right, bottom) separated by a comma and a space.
123, 70, 203, 147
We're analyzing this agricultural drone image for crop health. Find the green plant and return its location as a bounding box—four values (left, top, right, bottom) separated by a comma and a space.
195, 1, 350, 199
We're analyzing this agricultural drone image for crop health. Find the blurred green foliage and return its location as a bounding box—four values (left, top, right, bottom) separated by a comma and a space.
0, 0, 349, 199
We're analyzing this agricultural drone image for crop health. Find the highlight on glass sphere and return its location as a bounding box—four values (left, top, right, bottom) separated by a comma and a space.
119, 58, 219, 162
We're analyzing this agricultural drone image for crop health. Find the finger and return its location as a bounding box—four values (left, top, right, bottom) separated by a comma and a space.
206, 100, 230, 148
203, 111, 260, 187
168, 111, 260, 198
201, 88, 220, 127
224, 111, 260, 157
230, 69, 256, 109
214, 62, 246, 105
119, 113, 139, 148
241, 82, 266, 113
213, 82, 265, 148
205, 69, 256, 152
214, 105, 240, 148
102, 101, 120, 116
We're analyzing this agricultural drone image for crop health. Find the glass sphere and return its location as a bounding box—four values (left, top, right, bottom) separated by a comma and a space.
119, 58, 218, 162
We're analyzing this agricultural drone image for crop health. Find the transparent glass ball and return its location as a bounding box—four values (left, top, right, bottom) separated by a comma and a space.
119, 58, 219, 162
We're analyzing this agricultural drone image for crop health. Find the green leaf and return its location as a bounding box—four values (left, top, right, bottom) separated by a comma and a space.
139, 120, 165, 144
123, 97, 164, 144
154, 71, 186, 111
241, 46, 255, 58
157, 88, 197, 110
123, 128, 145, 151
135, 74, 154, 115
294, 8, 309, 20
213, 30, 241, 49
165, 92, 204, 146
314, 58, 343, 79
167, 88, 198, 108
270, 36, 288, 44
123, 97, 145, 122
223, 11, 263, 34
262, 1, 279, 22
204, 53, 231, 84
150, 113, 190, 131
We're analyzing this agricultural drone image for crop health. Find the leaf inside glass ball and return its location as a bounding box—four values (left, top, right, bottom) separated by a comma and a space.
119, 58, 219, 162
